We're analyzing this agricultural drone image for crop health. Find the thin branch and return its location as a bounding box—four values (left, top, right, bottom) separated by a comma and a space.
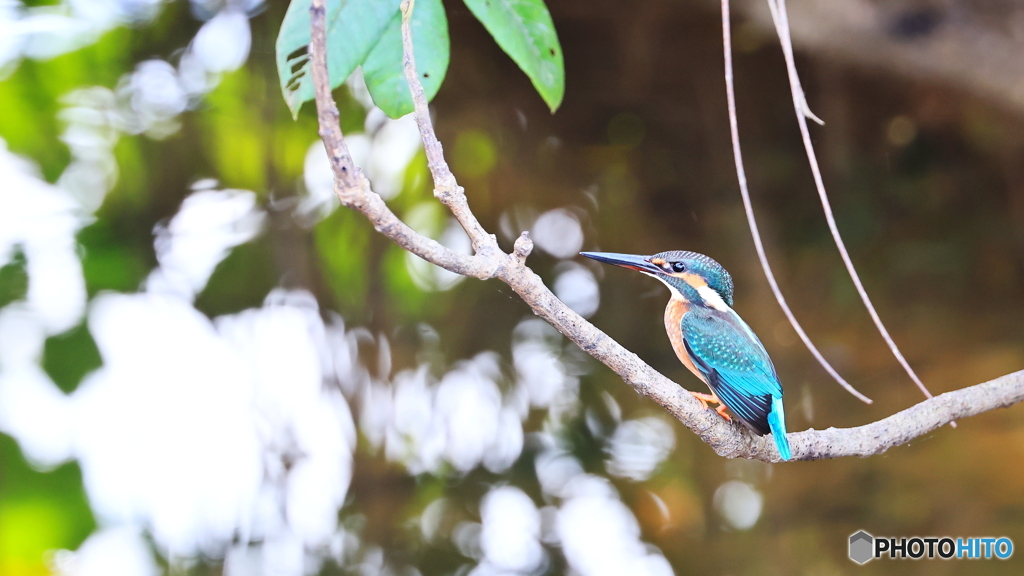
307, 0, 1024, 461
765, 0, 940, 406
308, 0, 492, 279
399, 0, 494, 256
721, 0, 872, 405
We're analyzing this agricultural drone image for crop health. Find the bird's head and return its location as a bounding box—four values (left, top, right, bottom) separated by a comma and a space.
581, 250, 735, 309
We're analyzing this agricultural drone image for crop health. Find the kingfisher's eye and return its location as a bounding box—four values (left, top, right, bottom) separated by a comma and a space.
671, 262, 686, 273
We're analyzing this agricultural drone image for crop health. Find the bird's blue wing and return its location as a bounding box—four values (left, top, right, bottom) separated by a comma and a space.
681, 308, 782, 435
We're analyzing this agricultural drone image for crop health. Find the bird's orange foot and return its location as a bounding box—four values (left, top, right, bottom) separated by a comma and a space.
714, 402, 732, 421
689, 391, 733, 422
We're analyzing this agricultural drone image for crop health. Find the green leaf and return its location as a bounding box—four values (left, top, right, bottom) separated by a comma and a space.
362, 0, 450, 119
462, 0, 564, 112
275, 0, 402, 118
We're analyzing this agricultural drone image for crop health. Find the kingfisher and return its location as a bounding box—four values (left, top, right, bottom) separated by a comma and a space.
581, 250, 792, 460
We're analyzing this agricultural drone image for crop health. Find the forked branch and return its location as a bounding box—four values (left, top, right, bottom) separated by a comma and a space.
307, 0, 1024, 461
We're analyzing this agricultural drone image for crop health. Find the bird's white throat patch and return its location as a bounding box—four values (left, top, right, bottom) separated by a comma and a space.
646, 272, 730, 312
696, 285, 730, 312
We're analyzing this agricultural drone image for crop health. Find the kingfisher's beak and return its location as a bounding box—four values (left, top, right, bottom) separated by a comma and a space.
580, 252, 661, 275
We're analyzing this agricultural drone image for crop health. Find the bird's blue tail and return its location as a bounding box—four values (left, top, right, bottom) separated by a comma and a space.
768, 396, 791, 461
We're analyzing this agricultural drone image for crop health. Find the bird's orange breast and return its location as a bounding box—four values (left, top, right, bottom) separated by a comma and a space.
664, 298, 706, 384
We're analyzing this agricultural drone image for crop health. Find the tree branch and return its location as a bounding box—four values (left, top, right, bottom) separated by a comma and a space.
765, 0, 939, 408
307, 0, 490, 279
307, 0, 1024, 462
400, 0, 494, 256
795, 370, 1024, 459
721, 0, 872, 405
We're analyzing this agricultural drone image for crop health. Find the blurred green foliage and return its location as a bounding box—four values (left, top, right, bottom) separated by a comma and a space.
194, 235, 282, 316
203, 68, 274, 192
79, 221, 152, 296
0, 436, 94, 576
0, 254, 28, 310
42, 323, 103, 394
451, 129, 496, 180
315, 207, 372, 312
